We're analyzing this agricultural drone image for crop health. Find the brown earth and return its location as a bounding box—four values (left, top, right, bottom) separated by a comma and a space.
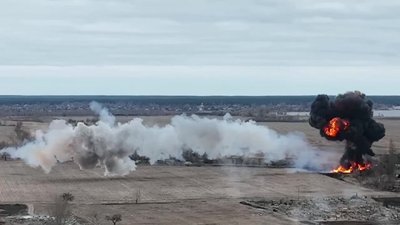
0, 116, 399, 224
0, 161, 399, 225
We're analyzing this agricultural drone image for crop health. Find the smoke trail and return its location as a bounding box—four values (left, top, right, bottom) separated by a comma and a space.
0, 102, 334, 176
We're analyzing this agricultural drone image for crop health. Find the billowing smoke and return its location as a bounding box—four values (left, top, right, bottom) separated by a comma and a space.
89, 101, 115, 126
309, 91, 385, 168
1, 102, 334, 176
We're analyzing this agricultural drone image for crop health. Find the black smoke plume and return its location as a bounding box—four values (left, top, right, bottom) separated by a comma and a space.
309, 91, 385, 168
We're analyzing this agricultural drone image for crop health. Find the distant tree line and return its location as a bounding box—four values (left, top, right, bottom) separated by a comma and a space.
0, 95, 399, 106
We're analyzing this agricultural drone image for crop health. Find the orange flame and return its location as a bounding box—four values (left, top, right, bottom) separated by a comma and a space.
323, 117, 350, 138
331, 161, 372, 174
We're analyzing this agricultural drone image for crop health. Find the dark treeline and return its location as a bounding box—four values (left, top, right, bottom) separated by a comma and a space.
0, 95, 399, 106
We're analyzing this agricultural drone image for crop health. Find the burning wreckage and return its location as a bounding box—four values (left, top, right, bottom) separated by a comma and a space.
309, 91, 385, 174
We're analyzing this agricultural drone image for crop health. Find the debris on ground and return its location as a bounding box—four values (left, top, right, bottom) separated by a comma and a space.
3, 215, 83, 225
247, 195, 400, 222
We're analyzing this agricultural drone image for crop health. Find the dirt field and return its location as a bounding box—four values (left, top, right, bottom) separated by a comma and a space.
0, 116, 399, 224
1, 161, 398, 225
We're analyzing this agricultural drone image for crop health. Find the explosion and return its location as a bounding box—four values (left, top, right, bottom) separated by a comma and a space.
309, 91, 385, 174
323, 117, 350, 139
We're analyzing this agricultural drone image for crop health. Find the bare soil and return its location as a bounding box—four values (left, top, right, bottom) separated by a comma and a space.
1, 117, 399, 224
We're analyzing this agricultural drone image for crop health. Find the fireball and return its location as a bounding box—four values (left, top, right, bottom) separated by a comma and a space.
323, 117, 350, 138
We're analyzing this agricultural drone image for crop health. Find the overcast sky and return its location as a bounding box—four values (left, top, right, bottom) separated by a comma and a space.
1, 0, 399, 95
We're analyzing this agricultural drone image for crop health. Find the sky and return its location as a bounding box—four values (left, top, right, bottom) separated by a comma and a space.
0, 0, 399, 95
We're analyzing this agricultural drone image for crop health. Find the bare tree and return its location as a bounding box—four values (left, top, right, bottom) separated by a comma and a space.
49, 193, 74, 225
62, 192, 75, 202
362, 139, 400, 191
105, 214, 122, 225
135, 189, 141, 204
0, 141, 9, 161
389, 139, 396, 153
383, 139, 397, 177
14, 121, 31, 145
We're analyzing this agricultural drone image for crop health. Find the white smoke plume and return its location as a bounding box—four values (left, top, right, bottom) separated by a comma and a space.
89, 101, 116, 126
0, 102, 336, 176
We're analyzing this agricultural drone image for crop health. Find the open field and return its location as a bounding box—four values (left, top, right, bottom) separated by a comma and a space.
1, 116, 399, 224
1, 161, 399, 225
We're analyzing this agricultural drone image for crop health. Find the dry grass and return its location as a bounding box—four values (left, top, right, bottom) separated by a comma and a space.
1, 116, 399, 224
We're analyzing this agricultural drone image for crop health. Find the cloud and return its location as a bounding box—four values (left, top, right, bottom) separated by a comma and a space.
0, 1, 399, 94
0, 0, 399, 66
